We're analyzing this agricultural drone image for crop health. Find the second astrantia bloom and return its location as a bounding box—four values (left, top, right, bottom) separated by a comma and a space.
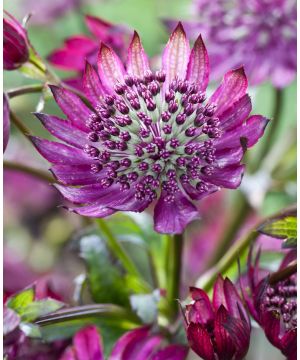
32, 23, 268, 234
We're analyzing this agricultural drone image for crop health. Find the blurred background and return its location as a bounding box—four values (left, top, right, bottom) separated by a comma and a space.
3, 1, 296, 359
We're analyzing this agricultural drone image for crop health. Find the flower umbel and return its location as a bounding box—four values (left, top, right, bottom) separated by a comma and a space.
184, 276, 251, 360
3, 12, 30, 70
32, 23, 268, 234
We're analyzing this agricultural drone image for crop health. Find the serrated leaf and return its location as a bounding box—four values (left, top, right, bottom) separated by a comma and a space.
21, 299, 65, 322
7, 287, 35, 314
258, 209, 297, 249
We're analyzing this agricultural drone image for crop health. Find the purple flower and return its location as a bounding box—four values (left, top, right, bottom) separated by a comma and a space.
48, 14, 129, 87
183, 277, 251, 360
242, 249, 297, 359
166, 0, 296, 88
61, 325, 188, 360
33, 23, 268, 234
3, 12, 30, 70
3, 93, 10, 152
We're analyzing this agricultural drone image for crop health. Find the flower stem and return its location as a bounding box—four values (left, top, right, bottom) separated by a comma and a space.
3, 160, 55, 183
196, 230, 259, 292
207, 193, 251, 268
166, 233, 184, 321
10, 111, 31, 137
7, 84, 44, 98
96, 219, 146, 283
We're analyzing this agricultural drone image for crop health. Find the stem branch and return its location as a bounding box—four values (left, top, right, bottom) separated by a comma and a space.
7, 84, 44, 98
4, 160, 55, 183
197, 231, 259, 292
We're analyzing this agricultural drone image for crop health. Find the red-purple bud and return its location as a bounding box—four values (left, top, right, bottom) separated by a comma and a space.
184, 276, 251, 360
3, 13, 29, 70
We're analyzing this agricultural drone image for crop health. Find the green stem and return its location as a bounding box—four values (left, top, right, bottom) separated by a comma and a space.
166, 233, 184, 321
7, 84, 44, 98
4, 160, 55, 183
196, 231, 259, 292
96, 219, 142, 280
10, 111, 31, 137
207, 193, 251, 268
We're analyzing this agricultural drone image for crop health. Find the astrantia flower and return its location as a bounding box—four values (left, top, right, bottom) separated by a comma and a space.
184, 277, 251, 360
48, 14, 129, 73
3, 12, 30, 70
242, 249, 297, 359
32, 23, 268, 234
166, 0, 296, 88
61, 325, 188, 360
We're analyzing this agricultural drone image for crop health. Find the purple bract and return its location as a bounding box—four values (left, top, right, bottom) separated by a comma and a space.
166, 0, 296, 88
32, 23, 268, 234
3, 12, 30, 70
184, 276, 251, 360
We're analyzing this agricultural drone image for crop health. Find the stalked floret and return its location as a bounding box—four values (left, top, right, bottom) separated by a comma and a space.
32, 22, 269, 234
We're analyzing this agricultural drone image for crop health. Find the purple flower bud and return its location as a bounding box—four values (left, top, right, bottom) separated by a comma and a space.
4, 13, 29, 70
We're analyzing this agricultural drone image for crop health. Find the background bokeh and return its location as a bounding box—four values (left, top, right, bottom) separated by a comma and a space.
3, 1, 296, 359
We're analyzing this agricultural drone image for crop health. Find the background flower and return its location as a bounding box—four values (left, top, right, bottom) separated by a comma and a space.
165, 0, 297, 88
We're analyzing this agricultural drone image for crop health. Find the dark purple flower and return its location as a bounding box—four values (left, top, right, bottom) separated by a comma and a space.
166, 0, 296, 88
33, 23, 268, 234
3, 93, 10, 152
242, 249, 297, 360
3, 12, 30, 70
60, 326, 188, 360
48, 15, 129, 80
183, 276, 251, 360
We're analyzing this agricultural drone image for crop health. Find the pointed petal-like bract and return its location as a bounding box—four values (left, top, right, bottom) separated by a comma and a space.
126, 31, 150, 77
34, 113, 88, 148
73, 326, 104, 360
154, 190, 199, 234
162, 22, 190, 88
187, 323, 215, 360
210, 67, 248, 116
83, 61, 105, 107
49, 85, 92, 131
152, 345, 188, 360
186, 35, 209, 92
97, 43, 125, 93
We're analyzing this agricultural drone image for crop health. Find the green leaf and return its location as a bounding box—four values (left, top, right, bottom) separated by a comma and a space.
7, 287, 35, 314
80, 234, 132, 306
21, 299, 65, 322
258, 209, 297, 248
130, 290, 160, 324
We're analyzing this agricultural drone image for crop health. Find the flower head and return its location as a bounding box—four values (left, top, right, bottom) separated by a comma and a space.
33, 23, 268, 234
184, 277, 251, 360
166, 0, 296, 88
242, 249, 297, 359
61, 325, 188, 360
3, 12, 30, 70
